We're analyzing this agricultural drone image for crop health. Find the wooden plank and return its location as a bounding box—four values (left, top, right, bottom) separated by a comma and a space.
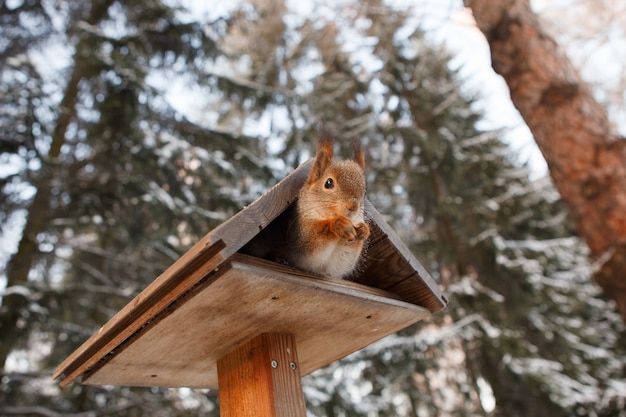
209, 161, 310, 250
53, 239, 226, 385
358, 200, 449, 312
79, 253, 429, 388
242, 197, 448, 312
54, 161, 312, 386
217, 333, 306, 417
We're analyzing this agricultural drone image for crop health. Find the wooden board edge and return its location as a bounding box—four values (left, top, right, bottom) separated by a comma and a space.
300, 315, 429, 378
364, 200, 449, 311
78, 258, 241, 387
228, 253, 429, 315
53, 240, 226, 384
82, 254, 430, 388
209, 160, 311, 247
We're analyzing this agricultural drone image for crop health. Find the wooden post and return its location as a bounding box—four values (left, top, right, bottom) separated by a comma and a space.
217, 333, 306, 417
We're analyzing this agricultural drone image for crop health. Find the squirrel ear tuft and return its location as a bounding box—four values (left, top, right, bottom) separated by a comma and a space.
309, 129, 334, 183
352, 138, 365, 170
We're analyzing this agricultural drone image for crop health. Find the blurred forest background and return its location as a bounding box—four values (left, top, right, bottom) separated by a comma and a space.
1, 0, 625, 416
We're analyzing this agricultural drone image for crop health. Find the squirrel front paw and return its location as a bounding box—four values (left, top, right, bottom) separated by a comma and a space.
331, 216, 359, 241
331, 217, 369, 242
354, 222, 370, 241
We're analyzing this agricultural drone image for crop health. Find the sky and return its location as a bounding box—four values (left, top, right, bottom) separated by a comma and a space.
404, 0, 547, 174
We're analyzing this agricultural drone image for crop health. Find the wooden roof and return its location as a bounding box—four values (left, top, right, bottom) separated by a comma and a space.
54, 160, 447, 389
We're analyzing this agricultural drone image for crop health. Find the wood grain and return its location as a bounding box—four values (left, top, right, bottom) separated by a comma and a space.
218, 333, 306, 417
53, 239, 226, 384
359, 200, 449, 312
78, 253, 428, 388
242, 199, 448, 312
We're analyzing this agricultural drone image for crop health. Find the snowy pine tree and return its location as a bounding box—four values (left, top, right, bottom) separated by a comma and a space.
1, 1, 271, 414
1, 0, 624, 416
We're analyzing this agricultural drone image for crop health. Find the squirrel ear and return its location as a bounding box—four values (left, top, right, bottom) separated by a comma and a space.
352, 138, 365, 170
309, 129, 334, 184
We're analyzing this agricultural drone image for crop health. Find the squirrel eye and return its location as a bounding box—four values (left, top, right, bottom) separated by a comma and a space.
324, 178, 334, 189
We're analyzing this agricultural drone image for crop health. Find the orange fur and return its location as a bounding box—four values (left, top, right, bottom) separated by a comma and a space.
309, 130, 334, 184
352, 138, 365, 170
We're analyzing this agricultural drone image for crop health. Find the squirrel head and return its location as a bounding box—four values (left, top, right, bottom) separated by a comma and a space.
299, 130, 366, 219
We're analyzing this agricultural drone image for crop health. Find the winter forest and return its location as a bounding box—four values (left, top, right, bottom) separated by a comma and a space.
1, 0, 626, 416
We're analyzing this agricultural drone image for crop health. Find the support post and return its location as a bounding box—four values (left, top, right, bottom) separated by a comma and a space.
217, 333, 306, 417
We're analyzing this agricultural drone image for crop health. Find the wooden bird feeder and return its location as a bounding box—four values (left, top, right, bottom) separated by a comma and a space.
54, 160, 448, 416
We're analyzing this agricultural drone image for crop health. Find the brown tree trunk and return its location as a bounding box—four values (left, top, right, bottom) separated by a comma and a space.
465, 0, 626, 320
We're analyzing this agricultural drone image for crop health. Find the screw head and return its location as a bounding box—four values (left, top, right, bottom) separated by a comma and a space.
271, 360, 278, 368
290, 362, 297, 370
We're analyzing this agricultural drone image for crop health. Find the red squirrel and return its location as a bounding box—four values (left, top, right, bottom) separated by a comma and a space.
283, 130, 370, 278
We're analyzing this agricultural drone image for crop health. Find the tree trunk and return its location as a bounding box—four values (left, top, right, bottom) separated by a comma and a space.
465, 0, 626, 320
0, 0, 116, 371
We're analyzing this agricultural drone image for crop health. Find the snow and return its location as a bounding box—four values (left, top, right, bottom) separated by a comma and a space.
448, 276, 505, 303
476, 376, 496, 413
506, 356, 603, 408
149, 181, 177, 210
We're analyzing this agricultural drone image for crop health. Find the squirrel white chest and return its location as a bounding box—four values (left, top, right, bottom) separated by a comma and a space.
290, 210, 367, 279
300, 239, 363, 278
